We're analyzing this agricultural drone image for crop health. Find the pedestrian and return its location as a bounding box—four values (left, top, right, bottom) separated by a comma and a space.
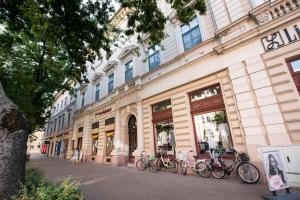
72, 147, 80, 164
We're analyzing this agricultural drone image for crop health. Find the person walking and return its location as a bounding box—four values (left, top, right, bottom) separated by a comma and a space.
72, 147, 80, 164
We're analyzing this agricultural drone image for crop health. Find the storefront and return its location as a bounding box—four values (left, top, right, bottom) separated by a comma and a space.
54, 140, 62, 155
189, 84, 233, 158
104, 117, 115, 163
91, 122, 99, 159
142, 70, 241, 160
152, 99, 175, 156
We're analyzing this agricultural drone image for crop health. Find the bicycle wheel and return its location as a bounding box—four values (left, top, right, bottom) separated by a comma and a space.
236, 162, 260, 184
179, 161, 187, 175
149, 160, 158, 173
136, 159, 146, 171
168, 159, 178, 173
156, 159, 163, 171
210, 163, 225, 179
196, 162, 212, 178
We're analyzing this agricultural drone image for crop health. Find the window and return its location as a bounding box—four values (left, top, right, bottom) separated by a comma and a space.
108, 73, 114, 93
67, 112, 71, 126
152, 99, 172, 112
61, 114, 64, 129
92, 134, 98, 156
106, 131, 114, 156
56, 104, 59, 112
189, 84, 232, 157
125, 61, 133, 82
54, 119, 57, 132
287, 56, 300, 94
155, 122, 175, 154
190, 84, 221, 102
95, 83, 100, 101
148, 45, 160, 70
65, 97, 67, 105
61, 100, 63, 109
181, 17, 202, 50
81, 92, 85, 107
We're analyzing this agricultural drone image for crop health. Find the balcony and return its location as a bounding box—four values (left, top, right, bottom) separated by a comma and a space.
251, 0, 300, 25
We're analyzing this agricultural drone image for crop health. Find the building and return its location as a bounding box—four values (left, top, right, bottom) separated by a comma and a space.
43, 89, 76, 159
27, 131, 43, 159
44, 0, 300, 185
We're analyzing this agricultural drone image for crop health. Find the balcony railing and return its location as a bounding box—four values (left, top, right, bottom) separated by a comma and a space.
251, 0, 300, 25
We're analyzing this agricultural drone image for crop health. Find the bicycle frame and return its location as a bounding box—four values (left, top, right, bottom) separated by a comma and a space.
158, 155, 173, 168
209, 149, 242, 176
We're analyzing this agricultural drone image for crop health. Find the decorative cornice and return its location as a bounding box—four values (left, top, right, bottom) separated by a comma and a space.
103, 61, 118, 73
91, 72, 103, 84
117, 45, 138, 60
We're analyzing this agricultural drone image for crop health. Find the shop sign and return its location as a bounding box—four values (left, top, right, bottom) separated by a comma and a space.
262, 150, 289, 191
261, 23, 300, 52
95, 108, 112, 117
41, 144, 47, 154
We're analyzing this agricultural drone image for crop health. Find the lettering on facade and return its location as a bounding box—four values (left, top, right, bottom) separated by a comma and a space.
261, 24, 300, 52
95, 108, 112, 117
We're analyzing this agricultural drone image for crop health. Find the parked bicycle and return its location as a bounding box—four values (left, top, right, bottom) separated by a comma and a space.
136, 150, 157, 173
156, 150, 178, 173
178, 150, 211, 178
208, 148, 260, 184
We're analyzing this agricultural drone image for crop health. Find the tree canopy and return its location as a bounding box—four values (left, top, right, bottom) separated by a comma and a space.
0, 0, 206, 132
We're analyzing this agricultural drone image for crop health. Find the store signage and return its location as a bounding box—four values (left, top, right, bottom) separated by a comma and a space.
261, 23, 300, 52
262, 150, 289, 191
41, 144, 47, 154
95, 108, 112, 117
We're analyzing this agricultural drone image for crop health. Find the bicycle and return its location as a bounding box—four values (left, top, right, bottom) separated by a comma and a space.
208, 148, 260, 184
136, 151, 157, 173
178, 150, 211, 178
156, 150, 178, 173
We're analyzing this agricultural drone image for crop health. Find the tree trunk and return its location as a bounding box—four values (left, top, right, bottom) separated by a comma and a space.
0, 82, 28, 200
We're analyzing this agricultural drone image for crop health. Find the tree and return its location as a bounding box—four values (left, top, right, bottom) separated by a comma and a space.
0, 0, 206, 198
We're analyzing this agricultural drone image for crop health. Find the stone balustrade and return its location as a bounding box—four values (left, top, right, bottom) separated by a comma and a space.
251, 0, 300, 25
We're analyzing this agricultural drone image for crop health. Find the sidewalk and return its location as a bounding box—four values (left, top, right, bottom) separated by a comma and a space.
28, 158, 277, 200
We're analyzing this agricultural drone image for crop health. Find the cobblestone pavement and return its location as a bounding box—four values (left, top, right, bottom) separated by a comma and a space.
28, 158, 270, 200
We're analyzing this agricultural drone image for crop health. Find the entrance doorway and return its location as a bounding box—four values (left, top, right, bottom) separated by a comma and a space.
128, 115, 137, 163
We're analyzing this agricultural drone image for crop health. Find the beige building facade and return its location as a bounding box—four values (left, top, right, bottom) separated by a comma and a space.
44, 0, 300, 185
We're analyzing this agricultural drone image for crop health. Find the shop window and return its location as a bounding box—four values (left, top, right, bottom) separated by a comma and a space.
71, 140, 75, 150
77, 137, 82, 150
95, 83, 100, 101
193, 111, 232, 155
106, 131, 114, 156
154, 122, 175, 155
152, 99, 172, 112
81, 92, 85, 107
181, 17, 202, 51
189, 84, 233, 157
190, 84, 221, 102
148, 45, 160, 70
125, 60, 133, 82
287, 56, 300, 94
92, 122, 99, 129
78, 127, 83, 132
92, 134, 98, 156
152, 99, 174, 155
105, 117, 115, 126
108, 73, 114, 93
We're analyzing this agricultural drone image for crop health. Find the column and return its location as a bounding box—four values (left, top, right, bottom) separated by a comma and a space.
113, 108, 121, 153
137, 101, 144, 154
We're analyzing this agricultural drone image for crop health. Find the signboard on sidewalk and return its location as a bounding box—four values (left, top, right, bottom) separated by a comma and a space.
41, 144, 47, 154
262, 150, 289, 191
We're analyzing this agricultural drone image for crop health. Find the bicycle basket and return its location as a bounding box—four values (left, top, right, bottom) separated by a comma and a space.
148, 154, 155, 161
238, 152, 249, 162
